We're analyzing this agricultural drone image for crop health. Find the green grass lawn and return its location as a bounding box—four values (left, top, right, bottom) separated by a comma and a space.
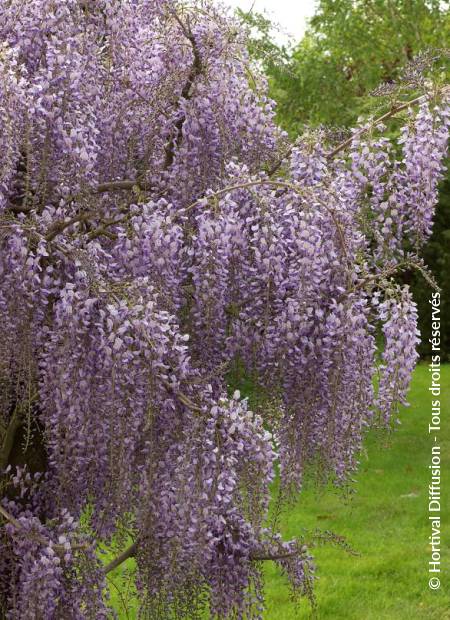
107, 363, 450, 619
263, 363, 450, 619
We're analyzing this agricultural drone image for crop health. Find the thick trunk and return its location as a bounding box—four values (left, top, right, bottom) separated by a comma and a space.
1, 407, 47, 500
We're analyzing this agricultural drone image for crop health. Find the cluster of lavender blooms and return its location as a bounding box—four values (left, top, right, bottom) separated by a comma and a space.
0, 1, 448, 618
0, 468, 108, 619
375, 287, 421, 425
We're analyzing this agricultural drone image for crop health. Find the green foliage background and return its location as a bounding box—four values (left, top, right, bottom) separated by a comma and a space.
240, 0, 450, 358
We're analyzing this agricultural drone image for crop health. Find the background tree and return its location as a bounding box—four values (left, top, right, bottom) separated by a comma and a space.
0, 1, 448, 618
260, 0, 448, 131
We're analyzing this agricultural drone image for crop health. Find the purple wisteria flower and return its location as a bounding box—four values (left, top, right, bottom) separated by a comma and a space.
0, 1, 448, 618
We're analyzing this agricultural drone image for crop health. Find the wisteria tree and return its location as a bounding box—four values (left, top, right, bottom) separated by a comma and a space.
0, 1, 448, 618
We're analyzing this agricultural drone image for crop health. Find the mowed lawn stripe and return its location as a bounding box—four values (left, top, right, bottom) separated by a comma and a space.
263, 363, 450, 619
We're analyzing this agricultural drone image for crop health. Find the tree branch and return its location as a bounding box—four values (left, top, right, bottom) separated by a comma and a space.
45, 212, 93, 242
0, 504, 88, 552
94, 180, 152, 194
87, 217, 126, 241
267, 86, 449, 174
181, 179, 304, 214
250, 549, 301, 562
102, 540, 304, 574
266, 146, 293, 176
0, 505, 23, 531
45, 202, 133, 243
163, 12, 203, 169
326, 86, 449, 159
5, 203, 33, 214
6, 179, 150, 220
161, 378, 202, 412
0, 406, 23, 471
104, 541, 138, 574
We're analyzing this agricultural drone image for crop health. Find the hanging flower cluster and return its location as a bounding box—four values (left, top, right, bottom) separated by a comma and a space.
0, 1, 448, 618
376, 287, 421, 425
0, 468, 108, 619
